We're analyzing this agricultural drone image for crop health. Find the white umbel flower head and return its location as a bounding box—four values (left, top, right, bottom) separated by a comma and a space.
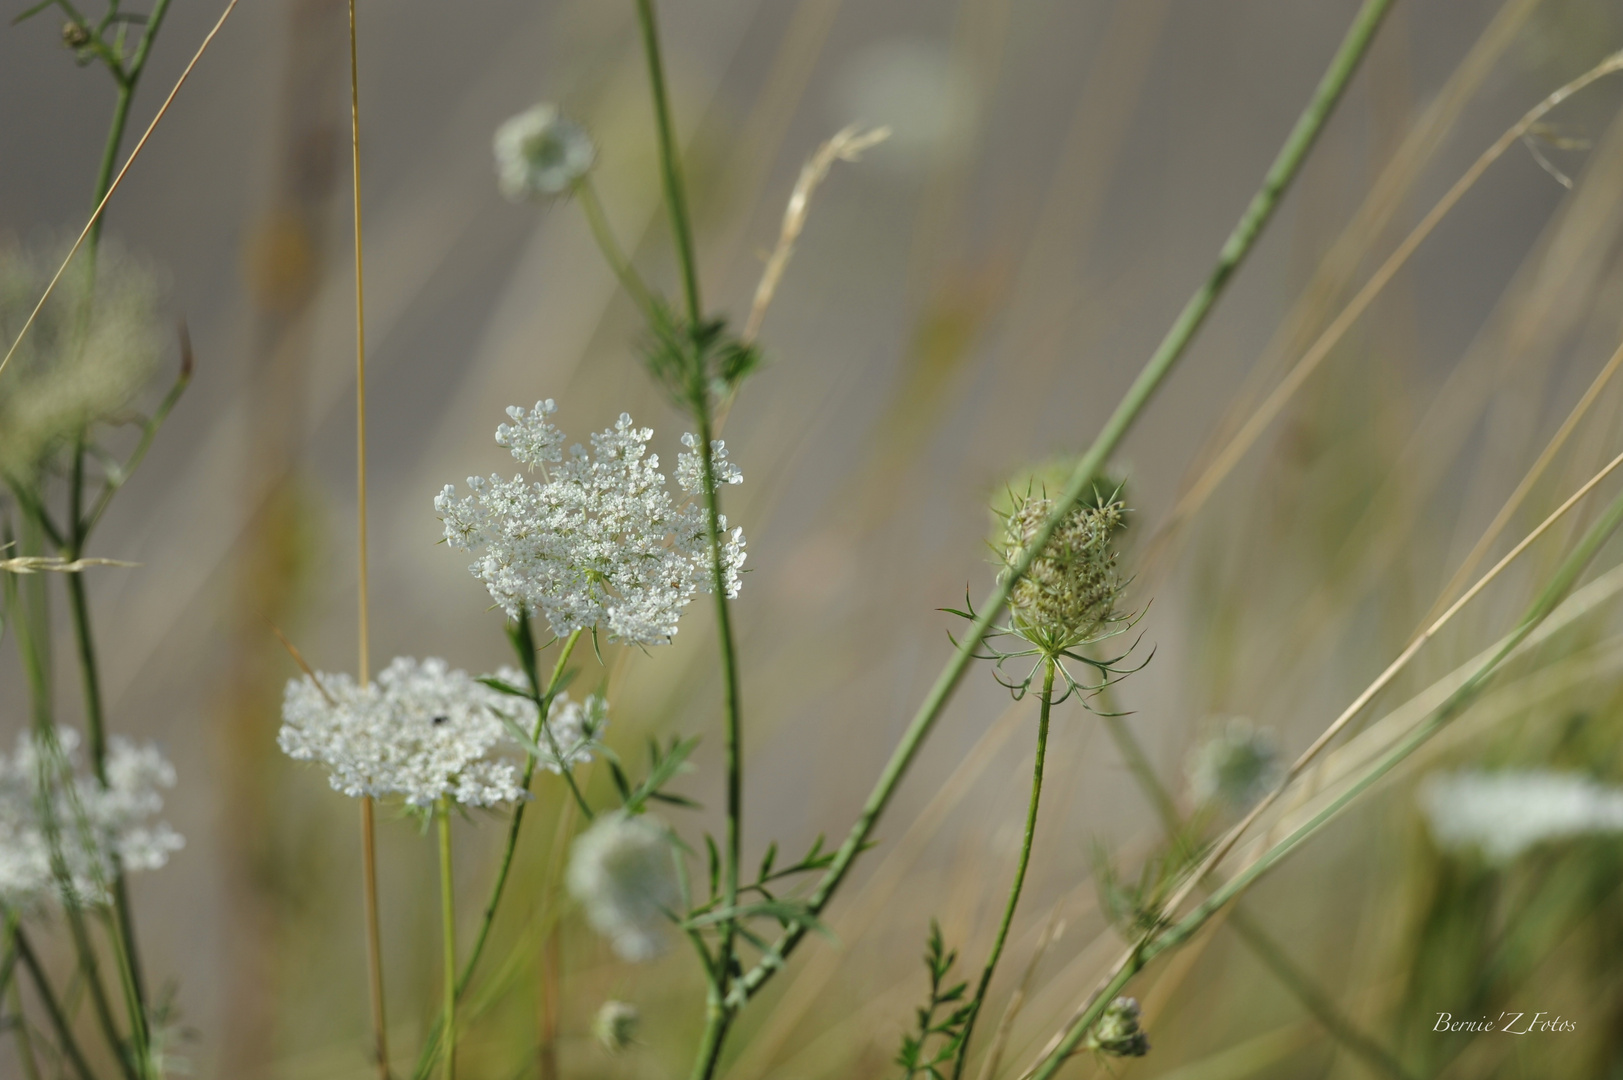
437, 405, 747, 645
0, 728, 182, 910
532, 687, 608, 775
279, 656, 565, 807
567, 811, 682, 962
494, 103, 596, 200
1419, 769, 1623, 863
1186, 718, 1280, 811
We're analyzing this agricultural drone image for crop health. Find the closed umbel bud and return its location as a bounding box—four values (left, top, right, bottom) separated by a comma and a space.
592, 1000, 640, 1053
61, 21, 92, 48
1086, 996, 1150, 1058
1000, 492, 1127, 653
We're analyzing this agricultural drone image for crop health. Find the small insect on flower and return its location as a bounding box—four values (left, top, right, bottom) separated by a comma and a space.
494, 103, 596, 201
592, 1000, 641, 1053
567, 811, 683, 962
437, 404, 746, 645
1186, 717, 1280, 812
0, 728, 182, 911
1086, 997, 1150, 1058
278, 656, 570, 808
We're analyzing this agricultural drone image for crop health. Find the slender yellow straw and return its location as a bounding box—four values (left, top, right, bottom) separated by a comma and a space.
0, 0, 242, 383
346, 2, 388, 1077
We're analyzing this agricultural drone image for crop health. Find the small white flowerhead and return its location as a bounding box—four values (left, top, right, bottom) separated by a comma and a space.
1419, 769, 1623, 863
278, 657, 536, 808
1086, 997, 1149, 1058
567, 811, 682, 962
437, 405, 747, 645
0, 728, 182, 910
0, 237, 163, 474
494, 103, 596, 201
1186, 718, 1279, 812
592, 1000, 640, 1053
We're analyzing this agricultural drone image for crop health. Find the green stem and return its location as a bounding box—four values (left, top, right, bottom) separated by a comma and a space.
86, 85, 132, 262
410, 625, 583, 1080
437, 799, 457, 1080
951, 658, 1054, 1080
1026, 480, 1623, 1080
628, 5, 749, 1071
574, 177, 657, 319
687, 1002, 732, 1080
633, 0, 702, 326
14, 930, 101, 1080
65, 445, 149, 1070
726, 0, 1395, 1014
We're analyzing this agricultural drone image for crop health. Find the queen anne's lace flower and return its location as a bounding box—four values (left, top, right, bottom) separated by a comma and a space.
0, 729, 182, 909
494, 103, 596, 200
567, 811, 682, 962
437, 405, 747, 645
280, 656, 587, 807
1186, 718, 1280, 811
999, 492, 1126, 653
1419, 769, 1623, 863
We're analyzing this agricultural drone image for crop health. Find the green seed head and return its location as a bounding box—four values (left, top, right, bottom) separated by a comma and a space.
1000, 492, 1127, 654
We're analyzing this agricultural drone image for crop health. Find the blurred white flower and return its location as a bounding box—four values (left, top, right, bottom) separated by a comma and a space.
437, 406, 746, 645
567, 811, 682, 962
1419, 769, 1623, 863
533, 686, 607, 775
0, 237, 163, 473
0, 728, 182, 909
1186, 718, 1280, 811
494, 103, 595, 201
592, 999, 640, 1053
280, 656, 560, 807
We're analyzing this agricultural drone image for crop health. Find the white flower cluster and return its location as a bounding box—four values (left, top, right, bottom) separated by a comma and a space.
437, 403, 746, 645
1419, 769, 1623, 863
0, 728, 182, 909
494, 103, 596, 201
279, 656, 596, 807
567, 811, 682, 962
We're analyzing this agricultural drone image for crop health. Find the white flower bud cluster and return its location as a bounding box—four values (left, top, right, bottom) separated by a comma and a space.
0, 728, 182, 909
279, 656, 596, 807
1420, 769, 1623, 863
1086, 997, 1149, 1058
566, 811, 682, 962
494, 103, 596, 201
437, 404, 746, 646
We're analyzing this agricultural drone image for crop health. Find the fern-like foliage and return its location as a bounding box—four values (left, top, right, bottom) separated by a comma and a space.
894, 921, 974, 1080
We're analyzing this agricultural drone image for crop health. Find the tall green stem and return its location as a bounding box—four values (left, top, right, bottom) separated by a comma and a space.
437, 799, 457, 1080
633, 0, 701, 326
724, 0, 1396, 1016
951, 658, 1054, 1080
410, 625, 583, 1080
629, 7, 748, 1075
